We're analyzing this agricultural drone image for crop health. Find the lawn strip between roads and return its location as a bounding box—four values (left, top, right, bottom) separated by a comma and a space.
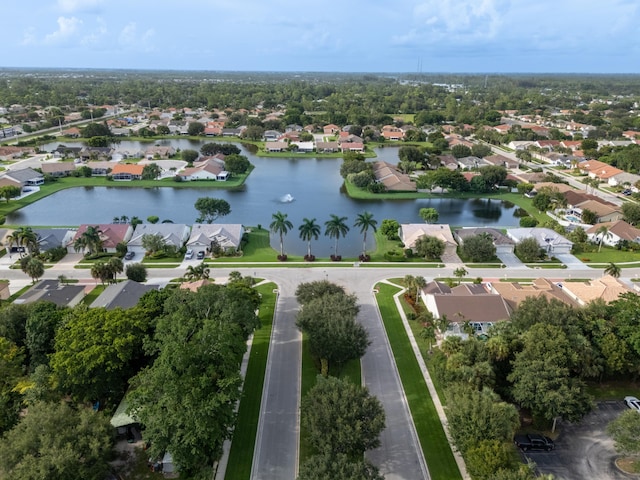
375, 282, 463, 480
223, 283, 277, 480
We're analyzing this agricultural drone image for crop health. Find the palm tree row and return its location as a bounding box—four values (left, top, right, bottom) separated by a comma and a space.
270, 211, 378, 260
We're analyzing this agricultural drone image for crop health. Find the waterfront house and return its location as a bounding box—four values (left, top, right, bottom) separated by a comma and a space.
111, 164, 144, 181
127, 223, 190, 256
3, 168, 44, 187
186, 224, 244, 256
507, 227, 573, 255
400, 224, 457, 256
69, 224, 134, 254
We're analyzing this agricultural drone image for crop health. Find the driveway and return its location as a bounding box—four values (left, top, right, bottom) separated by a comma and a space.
522, 401, 630, 480
496, 251, 525, 267
555, 253, 592, 270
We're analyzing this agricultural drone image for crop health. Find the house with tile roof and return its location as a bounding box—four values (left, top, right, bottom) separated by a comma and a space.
559, 275, 633, 306
3, 168, 44, 187
111, 163, 144, 181
420, 281, 512, 338
69, 224, 134, 253
586, 220, 640, 247
400, 224, 457, 256
488, 278, 579, 309
372, 161, 416, 192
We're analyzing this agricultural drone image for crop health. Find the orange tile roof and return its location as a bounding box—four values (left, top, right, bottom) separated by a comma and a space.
111, 164, 144, 175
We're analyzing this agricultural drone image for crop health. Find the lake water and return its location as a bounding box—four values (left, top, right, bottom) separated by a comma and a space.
13, 141, 519, 256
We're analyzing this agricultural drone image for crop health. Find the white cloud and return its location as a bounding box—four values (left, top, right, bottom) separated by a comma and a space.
58, 0, 104, 13
44, 16, 83, 45
21, 28, 37, 46
393, 0, 508, 45
81, 17, 107, 46
118, 22, 156, 52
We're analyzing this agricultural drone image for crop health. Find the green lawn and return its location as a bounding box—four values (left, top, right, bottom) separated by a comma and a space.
224, 283, 277, 480
375, 282, 462, 480
576, 247, 640, 264
80, 284, 105, 305
586, 380, 640, 401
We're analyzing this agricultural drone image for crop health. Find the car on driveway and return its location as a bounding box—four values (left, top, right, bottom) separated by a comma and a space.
124, 251, 135, 260
185, 249, 194, 260
624, 396, 640, 412
196, 250, 205, 260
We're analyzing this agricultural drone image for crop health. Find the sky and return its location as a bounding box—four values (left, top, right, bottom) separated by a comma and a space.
1, 0, 639, 74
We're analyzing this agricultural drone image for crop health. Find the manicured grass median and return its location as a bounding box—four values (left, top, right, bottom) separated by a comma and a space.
375, 282, 462, 480
224, 283, 277, 480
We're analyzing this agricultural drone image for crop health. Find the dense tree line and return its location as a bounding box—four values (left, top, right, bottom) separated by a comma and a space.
0, 272, 261, 479
428, 292, 640, 478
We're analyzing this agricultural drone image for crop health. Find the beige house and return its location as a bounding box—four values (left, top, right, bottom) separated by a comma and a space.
488, 278, 579, 310
559, 275, 633, 306
400, 224, 457, 256
372, 161, 416, 192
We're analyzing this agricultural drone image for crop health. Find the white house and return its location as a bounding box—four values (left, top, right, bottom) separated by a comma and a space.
186, 224, 245, 256
507, 227, 573, 255
586, 220, 640, 247
127, 224, 190, 255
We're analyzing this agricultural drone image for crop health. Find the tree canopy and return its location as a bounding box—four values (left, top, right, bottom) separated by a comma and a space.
194, 197, 231, 224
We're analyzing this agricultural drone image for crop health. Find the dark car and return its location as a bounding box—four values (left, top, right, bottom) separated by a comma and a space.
124, 251, 135, 260
514, 433, 555, 451
196, 250, 205, 260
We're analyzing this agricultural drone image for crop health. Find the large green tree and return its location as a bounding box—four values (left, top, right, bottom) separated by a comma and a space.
460, 233, 497, 262
128, 284, 258, 477
194, 197, 231, 224
414, 235, 445, 260
297, 454, 384, 480
295, 280, 345, 305
50, 306, 153, 403
25, 302, 66, 370
0, 401, 114, 480
508, 323, 592, 430
444, 384, 519, 454
296, 292, 368, 375
301, 376, 385, 456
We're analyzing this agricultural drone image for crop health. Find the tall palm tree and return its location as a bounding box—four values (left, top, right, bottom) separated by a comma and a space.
595, 225, 612, 252
74, 226, 104, 256
108, 257, 123, 282
324, 214, 349, 259
10, 227, 39, 257
353, 211, 377, 258
270, 211, 293, 258
604, 262, 621, 278
298, 217, 321, 259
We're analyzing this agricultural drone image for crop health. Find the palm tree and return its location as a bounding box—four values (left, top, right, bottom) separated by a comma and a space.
22, 257, 44, 284
298, 217, 321, 260
604, 262, 621, 278
324, 214, 349, 259
353, 211, 377, 259
185, 262, 211, 281
595, 225, 612, 252
108, 257, 124, 282
10, 227, 39, 257
74, 226, 104, 256
120, 215, 129, 224
270, 211, 293, 259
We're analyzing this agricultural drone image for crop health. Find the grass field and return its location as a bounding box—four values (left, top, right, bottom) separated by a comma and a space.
224, 282, 277, 480
375, 282, 462, 480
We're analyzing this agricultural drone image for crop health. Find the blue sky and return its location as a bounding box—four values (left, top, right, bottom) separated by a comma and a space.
2, 0, 639, 73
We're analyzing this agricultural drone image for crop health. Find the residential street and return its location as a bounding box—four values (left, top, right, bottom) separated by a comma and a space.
1, 258, 637, 479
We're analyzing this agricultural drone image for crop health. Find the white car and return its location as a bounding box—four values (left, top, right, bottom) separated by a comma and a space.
624, 396, 640, 412
185, 249, 194, 260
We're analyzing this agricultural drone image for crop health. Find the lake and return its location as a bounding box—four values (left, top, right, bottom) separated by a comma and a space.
13, 142, 520, 256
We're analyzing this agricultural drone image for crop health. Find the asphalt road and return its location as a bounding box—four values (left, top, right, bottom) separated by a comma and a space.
3, 260, 639, 479
523, 401, 631, 480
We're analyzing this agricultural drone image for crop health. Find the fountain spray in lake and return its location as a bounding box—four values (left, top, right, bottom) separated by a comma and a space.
279, 193, 295, 203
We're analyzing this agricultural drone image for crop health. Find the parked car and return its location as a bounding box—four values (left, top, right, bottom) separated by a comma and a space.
185, 249, 194, 260
623, 189, 632, 196
624, 396, 640, 412
196, 250, 205, 260
514, 433, 555, 451
124, 251, 135, 260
